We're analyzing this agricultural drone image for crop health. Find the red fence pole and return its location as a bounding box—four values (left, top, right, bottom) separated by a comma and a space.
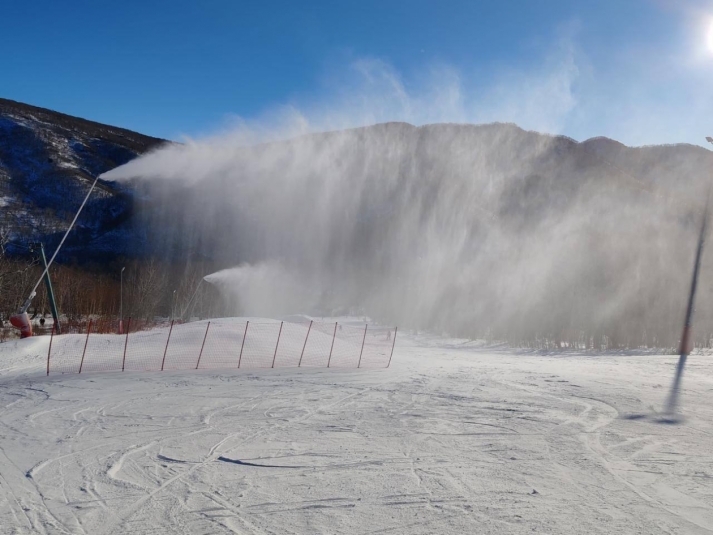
387, 327, 397, 368
46, 323, 55, 376
298, 320, 313, 367
357, 324, 368, 368
122, 317, 131, 371
161, 320, 175, 371
327, 322, 337, 368
79, 319, 92, 374
238, 321, 249, 368
196, 321, 210, 369
271, 321, 283, 368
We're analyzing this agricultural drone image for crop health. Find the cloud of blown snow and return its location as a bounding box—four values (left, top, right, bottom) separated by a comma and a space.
99, 25, 713, 344
203, 263, 318, 318
102, 28, 583, 187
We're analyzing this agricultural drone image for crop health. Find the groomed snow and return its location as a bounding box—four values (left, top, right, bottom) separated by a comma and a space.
1, 320, 712, 534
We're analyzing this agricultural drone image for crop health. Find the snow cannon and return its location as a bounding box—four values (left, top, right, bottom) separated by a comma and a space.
10, 312, 32, 338
10, 174, 100, 341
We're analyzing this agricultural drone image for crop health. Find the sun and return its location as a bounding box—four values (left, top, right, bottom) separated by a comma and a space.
708, 20, 713, 54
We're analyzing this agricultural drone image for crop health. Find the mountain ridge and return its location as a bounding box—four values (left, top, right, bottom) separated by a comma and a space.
3, 98, 713, 266
0, 98, 168, 261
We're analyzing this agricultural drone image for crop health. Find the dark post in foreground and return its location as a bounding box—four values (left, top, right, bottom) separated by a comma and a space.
46, 323, 55, 376
196, 321, 211, 369
665, 193, 710, 415
271, 321, 283, 368
238, 321, 249, 368
161, 320, 175, 371
357, 324, 368, 368
79, 319, 93, 374
298, 321, 313, 367
122, 318, 132, 372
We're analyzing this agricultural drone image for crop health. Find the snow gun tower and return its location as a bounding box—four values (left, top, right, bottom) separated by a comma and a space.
664, 161, 711, 416
11, 175, 100, 338
9, 242, 62, 336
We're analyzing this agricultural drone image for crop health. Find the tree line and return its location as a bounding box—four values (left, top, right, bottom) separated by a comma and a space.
1, 240, 226, 336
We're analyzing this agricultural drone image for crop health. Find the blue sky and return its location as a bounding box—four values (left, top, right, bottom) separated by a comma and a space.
3, 0, 713, 145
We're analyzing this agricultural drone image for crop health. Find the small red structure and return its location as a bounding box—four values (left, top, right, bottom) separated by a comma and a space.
10, 313, 32, 338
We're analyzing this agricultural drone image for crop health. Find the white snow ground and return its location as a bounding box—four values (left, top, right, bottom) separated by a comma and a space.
1, 320, 713, 534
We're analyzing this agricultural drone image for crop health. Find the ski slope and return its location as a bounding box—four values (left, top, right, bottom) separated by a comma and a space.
1, 321, 713, 534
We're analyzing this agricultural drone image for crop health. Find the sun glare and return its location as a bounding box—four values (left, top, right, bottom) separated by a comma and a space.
708, 20, 713, 54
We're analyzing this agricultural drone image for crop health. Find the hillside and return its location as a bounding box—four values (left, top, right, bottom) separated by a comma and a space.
0, 98, 167, 260
4, 98, 713, 268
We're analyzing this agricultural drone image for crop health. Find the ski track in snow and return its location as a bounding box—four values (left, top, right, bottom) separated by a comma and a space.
1, 324, 713, 534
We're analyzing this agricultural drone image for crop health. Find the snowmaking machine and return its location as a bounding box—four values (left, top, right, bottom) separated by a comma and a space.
10, 175, 100, 338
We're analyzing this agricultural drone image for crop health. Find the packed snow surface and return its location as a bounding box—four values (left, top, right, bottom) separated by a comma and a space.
1, 319, 712, 534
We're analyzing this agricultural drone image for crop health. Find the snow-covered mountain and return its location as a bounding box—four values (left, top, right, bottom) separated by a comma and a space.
0, 98, 166, 260
4, 97, 713, 276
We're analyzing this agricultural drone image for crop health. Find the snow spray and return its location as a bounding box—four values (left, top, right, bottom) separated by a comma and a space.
99, 115, 713, 342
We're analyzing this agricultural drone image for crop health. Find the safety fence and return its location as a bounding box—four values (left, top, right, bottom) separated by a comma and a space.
46, 319, 397, 375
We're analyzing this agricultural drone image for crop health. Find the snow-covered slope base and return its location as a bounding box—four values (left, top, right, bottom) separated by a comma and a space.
1, 327, 712, 534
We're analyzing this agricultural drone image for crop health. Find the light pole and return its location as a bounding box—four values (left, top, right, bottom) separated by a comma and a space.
119, 266, 125, 334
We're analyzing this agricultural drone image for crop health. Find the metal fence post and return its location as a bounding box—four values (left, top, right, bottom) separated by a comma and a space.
79, 319, 92, 374
271, 321, 283, 368
327, 322, 337, 368
298, 320, 312, 367
238, 321, 249, 368
46, 323, 55, 376
196, 321, 210, 369
122, 317, 131, 371
387, 327, 397, 368
161, 320, 175, 371
357, 324, 368, 368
